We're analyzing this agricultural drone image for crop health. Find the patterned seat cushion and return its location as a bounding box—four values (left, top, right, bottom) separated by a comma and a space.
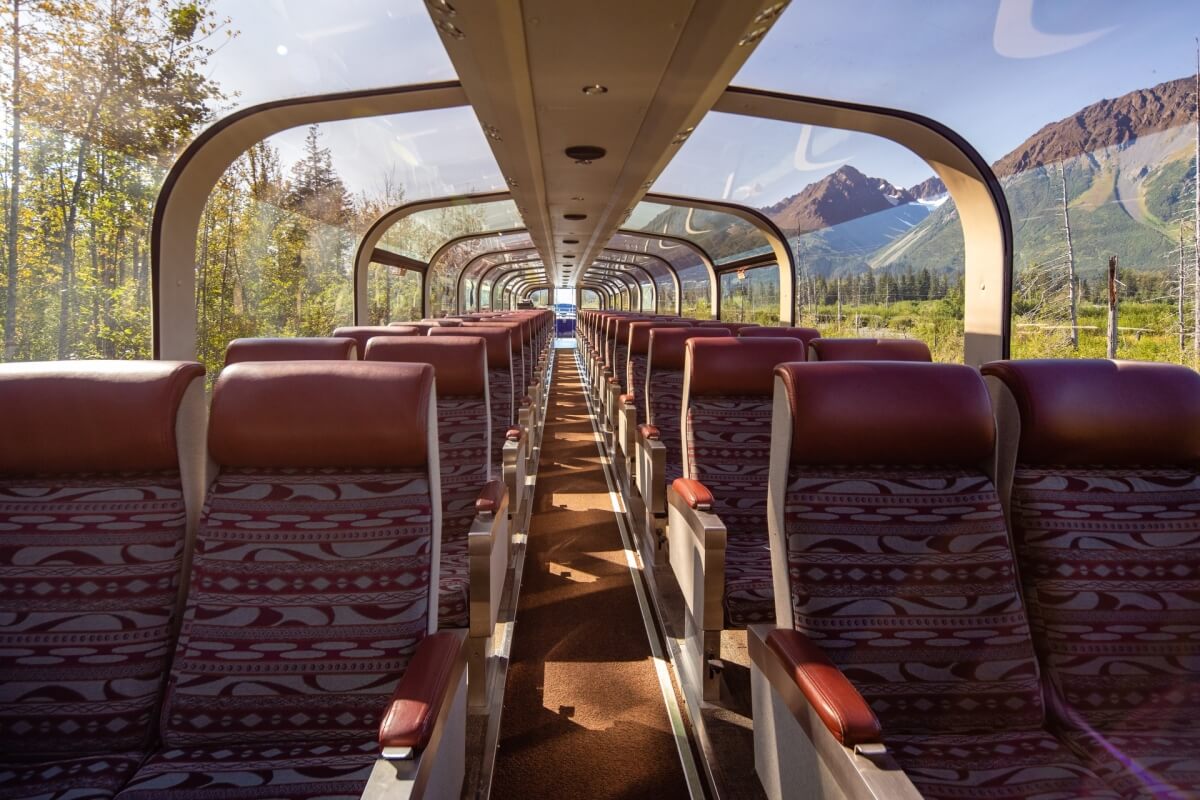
438, 537, 469, 630
886, 730, 1123, 800
0, 752, 144, 800
1010, 467, 1200, 738
626, 354, 648, 426
435, 395, 490, 629
112, 742, 376, 800
1060, 728, 1200, 799
784, 468, 1044, 734
159, 470, 434, 747
686, 395, 775, 628
0, 476, 187, 757
646, 369, 685, 483
1009, 467, 1200, 798
487, 368, 514, 473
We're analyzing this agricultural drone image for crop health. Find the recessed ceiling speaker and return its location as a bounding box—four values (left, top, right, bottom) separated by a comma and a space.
565, 145, 606, 162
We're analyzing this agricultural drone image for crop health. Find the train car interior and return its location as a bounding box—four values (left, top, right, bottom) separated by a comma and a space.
1, 1, 1199, 798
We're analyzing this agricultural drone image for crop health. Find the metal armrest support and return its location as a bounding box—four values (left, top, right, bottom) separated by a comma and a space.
467, 480, 510, 710
617, 395, 636, 461
749, 625, 919, 800
666, 480, 726, 633
635, 428, 666, 515
502, 428, 527, 526
363, 629, 468, 800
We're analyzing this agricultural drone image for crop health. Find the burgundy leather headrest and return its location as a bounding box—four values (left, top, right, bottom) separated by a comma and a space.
702, 322, 760, 333
740, 327, 821, 356
648, 328, 731, 369
778, 362, 994, 466
429, 326, 511, 367
225, 337, 358, 365
364, 336, 487, 396
430, 319, 463, 327
332, 326, 420, 356
0, 360, 205, 475
462, 321, 523, 352
982, 359, 1200, 465
687, 338, 806, 397
615, 317, 653, 344
809, 338, 931, 362
628, 322, 690, 354
209, 361, 433, 469
395, 321, 439, 333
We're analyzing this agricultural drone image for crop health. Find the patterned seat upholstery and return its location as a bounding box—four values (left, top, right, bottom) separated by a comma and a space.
431, 326, 515, 476
681, 337, 805, 627
624, 321, 691, 427
644, 327, 731, 484
0, 360, 207, 800
118, 361, 448, 799
768, 362, 1119, 800
463, 321, 526, 401
984, 359, 1200, 799
365, 336, 494, 630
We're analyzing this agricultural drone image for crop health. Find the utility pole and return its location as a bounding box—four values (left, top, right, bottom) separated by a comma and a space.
1108, 256, 1119, 360
1061, 163, 1079, 350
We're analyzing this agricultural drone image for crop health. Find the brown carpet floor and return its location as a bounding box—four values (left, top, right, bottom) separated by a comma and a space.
491, 349, 692, 800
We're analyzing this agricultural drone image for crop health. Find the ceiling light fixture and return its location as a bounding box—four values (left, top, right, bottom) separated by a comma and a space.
738, 26, 769, 46
565, 145, 606, 163
582, 84, 608, 95
435, 18, 465, 39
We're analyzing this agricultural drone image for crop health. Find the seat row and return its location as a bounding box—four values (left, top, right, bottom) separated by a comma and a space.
577, 310, 1200, 800
0, 309, 553, 800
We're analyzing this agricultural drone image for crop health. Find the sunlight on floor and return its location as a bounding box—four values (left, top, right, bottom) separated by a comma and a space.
548, 561, 599, 583
542, 660, 665, 731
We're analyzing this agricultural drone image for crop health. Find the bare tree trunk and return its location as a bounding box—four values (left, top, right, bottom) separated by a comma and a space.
1180, 224, 1187, 356
4, 0, 21, 359
1107, 256, 1119, 360
1062, 164, 1079, 350
1194, 38, 1199, 366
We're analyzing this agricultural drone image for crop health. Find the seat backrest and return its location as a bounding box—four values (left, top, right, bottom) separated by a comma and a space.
983, 359, 1200, 734
224, 336, 358, 365
463, 321, 525, 397
682, 338, 805, 539
739, 326, 820, 357
332, 325, 420, 357
644, 327, 731, 484
430, 326, 514, 474
701, 321, 760, 334
770, 361, 1043, 736
808, 337, 931, 362
159, 361, 440, 747
625, 322, 689, 425
0, 360, 206, 757
608, 317, 650, 388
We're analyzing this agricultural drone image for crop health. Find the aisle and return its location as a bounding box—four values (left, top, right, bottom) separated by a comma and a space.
490, 347, 692, 799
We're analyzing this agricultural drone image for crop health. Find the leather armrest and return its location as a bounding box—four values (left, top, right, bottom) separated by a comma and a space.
638, 424, 660, 441
520, 395, 532, 407
673, 478, 714, 511
765, 629, 882, 747
379, 631, 465, 751
475, 479, 506, 516
619, 393, 634, 404
505, 426, 523, 442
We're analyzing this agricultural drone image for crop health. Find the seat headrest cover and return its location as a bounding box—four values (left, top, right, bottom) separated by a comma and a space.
648, 327, 731, 369
462, 321, 523, 351
209, 361, 433, 469
687, 338, 807, 397
615, 317, 653, 343
429, 326, 511, 367
224, 337, 357, 365
778, 362, 994, 465
0, 360, 205, 475
810, 338, 931, 362
740, 327, 821, 351
982, 359, 1200, 465
364, 336, 487, 396
628, 322, 691, 354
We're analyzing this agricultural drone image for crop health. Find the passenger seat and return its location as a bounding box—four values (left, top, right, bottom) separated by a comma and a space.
0, 361, 206, 800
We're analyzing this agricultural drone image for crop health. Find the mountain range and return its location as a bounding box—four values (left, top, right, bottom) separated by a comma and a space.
757, 74, 1199, 278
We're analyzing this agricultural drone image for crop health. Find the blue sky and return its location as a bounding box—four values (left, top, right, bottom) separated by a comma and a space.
202, 0, 1198, 210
